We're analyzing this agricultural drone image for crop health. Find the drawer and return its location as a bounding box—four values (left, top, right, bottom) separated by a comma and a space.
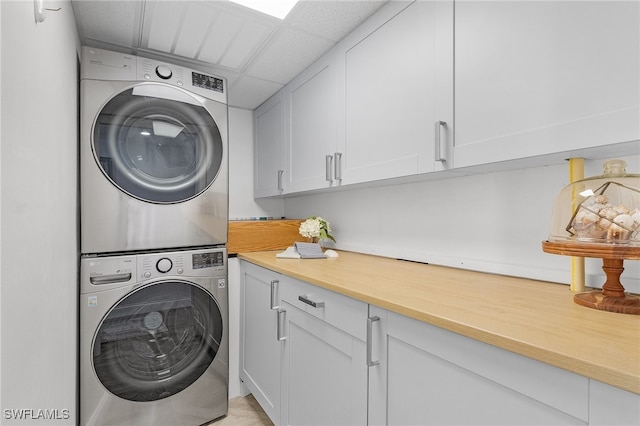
279, 276, 368, 341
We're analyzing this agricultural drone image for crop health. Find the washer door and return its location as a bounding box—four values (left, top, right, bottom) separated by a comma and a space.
93, 83, 224, 204
92, 281, 223, 402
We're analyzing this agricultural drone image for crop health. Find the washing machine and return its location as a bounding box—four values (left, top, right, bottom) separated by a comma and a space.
80, 46, 228, 255
80, 247, 228, 426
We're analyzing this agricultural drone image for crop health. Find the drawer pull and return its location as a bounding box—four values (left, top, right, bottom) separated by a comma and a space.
298, 295, 325, 308
367, 316, 380, 367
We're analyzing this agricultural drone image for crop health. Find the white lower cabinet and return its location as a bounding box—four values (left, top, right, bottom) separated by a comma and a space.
241, 262, 639, 425
589, 380, 640, 426
240, 261, 368, 425
239, 262, 283, 424
367, 306, 588, 425
279, 299, 367, 425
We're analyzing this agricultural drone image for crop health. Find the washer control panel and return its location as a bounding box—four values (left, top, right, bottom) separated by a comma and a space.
137, 247, 226, 281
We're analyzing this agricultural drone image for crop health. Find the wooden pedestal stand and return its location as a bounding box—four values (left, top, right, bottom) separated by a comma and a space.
542, 241, 640, 315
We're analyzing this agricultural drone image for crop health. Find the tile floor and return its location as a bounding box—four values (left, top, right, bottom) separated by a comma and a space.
207, 394, 273, 426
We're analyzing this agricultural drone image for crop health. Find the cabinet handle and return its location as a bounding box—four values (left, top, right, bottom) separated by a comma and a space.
277, 309, 287, 341
334, 152, 342, 181
325, 155, 333, 181
277, 170, 284, 191
298, 295, 325, 308
367, 316, 380, 367
270, 280, 279, 310
434, 120, 447, 162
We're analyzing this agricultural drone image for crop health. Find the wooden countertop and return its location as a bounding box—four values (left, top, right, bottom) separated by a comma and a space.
238, 250, 640, 395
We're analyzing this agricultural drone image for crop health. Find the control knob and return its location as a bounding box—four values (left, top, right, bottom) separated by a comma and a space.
156, 257, 173, 273
155, 65, 172, 80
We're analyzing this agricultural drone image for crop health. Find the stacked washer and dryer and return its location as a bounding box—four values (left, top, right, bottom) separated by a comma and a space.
79, 47, 229, 426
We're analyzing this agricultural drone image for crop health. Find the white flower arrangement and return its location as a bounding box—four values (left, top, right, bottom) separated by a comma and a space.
299, 216, 336, 243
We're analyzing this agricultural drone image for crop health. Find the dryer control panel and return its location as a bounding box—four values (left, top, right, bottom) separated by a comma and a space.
80, 46, 227, 104
137, 56, 227, 104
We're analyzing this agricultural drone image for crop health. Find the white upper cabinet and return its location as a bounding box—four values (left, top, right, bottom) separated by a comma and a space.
454, 1, 640, 168
340, 0, 454, 184
253, 0, 637, 198
254, 93, 286, 197
286, 55, 339, 193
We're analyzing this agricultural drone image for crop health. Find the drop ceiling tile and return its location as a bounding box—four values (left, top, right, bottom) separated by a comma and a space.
289, 0, 387, 41
174, 3, 216, 59
228, 75, 285, 110
219, 20, 273, 69
204, 66, 241, 89
246, 27, 334, 84
198, 11, 244, 64
71, 0, 142, 47
145, 1, 187, 53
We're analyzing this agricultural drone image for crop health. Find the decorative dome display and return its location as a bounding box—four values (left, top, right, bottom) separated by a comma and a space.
548, 159, 640, 246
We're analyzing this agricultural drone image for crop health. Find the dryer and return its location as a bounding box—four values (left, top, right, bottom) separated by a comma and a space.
80, 247, 228, 426
80, 47, 228, 254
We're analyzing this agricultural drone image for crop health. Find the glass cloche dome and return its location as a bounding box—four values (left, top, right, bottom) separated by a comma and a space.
548, 159, 640, 246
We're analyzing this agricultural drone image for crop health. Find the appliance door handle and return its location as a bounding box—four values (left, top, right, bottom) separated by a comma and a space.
90, 273, 132, 285
277, 170, 284, 191
270, 280, 279, 310
277, 309, 287, 341
298, 295, 324, 308
367, 316, 380, 367
325, 155, 333, 181
435, 120, 447, 162
334, 152, 342, 181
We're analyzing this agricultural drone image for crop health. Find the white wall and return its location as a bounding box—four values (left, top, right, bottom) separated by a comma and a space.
284, 155, 640, 294
0, 1, 79, 424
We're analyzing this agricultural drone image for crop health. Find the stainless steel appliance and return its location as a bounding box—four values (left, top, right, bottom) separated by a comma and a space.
80, 247, 228, 426
80, 46, 228, 254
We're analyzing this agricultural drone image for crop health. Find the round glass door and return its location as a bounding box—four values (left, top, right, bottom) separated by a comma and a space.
92, 281, 223, 402
93, 84, 224, 203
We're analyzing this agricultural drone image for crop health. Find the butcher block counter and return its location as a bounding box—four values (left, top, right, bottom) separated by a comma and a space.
238, 250, 640, 395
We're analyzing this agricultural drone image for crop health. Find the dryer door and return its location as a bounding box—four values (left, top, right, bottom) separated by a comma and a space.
93, 83, 224, 204
92, 281, 223, 402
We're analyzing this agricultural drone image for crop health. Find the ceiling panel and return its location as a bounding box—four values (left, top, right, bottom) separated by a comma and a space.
145, 1, 186, 52
219, 20, 273, 69
174, 3, 216, 58
72, 0, 143, 48
289, 0, 388, 42
246, 27, 334, 84
71, 0, 389, 109
228, 75, 285, 109
198, 11, 243, 64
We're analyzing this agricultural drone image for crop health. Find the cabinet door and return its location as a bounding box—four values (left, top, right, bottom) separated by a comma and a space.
341, 0, 454, 184
279, 300, 368, 426
454, 1, 640, 168
286, 56, 339, 193
239, 261, 283, 424
589, 380, 640, 426
368, 307, 589, 425
254, 93, 286, 197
